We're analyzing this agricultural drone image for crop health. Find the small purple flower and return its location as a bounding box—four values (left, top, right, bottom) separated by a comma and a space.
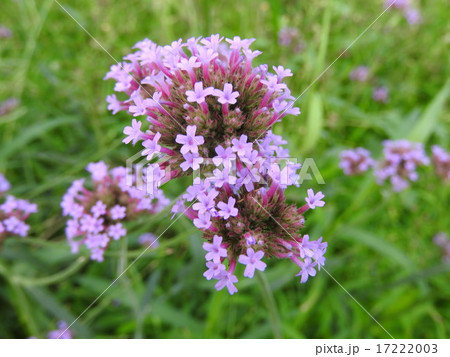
0, 174, 11, 193
175, 125, 205, 154
180, 152, 204, 171
296, 257, 317, 283
217, 197, 238, 219
305, 189, 325, 209
203, 261, 226, 280
193, 212, 211, 229
80, 215, 104, 234
108, 223, 126, 240
212, 145, 236, 167
47, 321, 73, 339
0, 26, 12, 39
91, 201, 107, 218
138, 232, 159, 248
214, 271, 238, 294
372, 86, 389, 103
238, 248, 267, 278
193, 190, 218, 215
106, 94, 124, 115
231, 135, 253, 158
123, 119, 143, 145
404, 8, 421, 25
110, 205, 126, 220
203, 234, 227, 263
186, 82, 214, 104
214, 83, 239, 105
349, 66, 369, 82
86, 161, 108, 181
142, 132, 162, 160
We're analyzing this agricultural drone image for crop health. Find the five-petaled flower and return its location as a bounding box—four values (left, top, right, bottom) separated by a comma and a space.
238, 248, 267, 278
305, 189, 325, 209
203, 234, 227, 263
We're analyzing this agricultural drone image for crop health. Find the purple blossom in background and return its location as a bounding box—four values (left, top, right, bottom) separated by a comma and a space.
47, 321, 73, 339
372, 86, 389, 103
138, 232, 159, 248
384, 0, 422, 26
385, 0, 410, 10
0, 174, 11, 193
431, 146, 450, 182
349, 66, 369, 82
278, 27, 305, 54
0, 174, 37, 243
404, 8, 422, 25
339, 147, 375, 175
61, 162, 168, 261
0, 25, 12, 38
374, 140, 429, 192
0, 97, 19, 116
433, 232, 450, 263
104, 35, 325, 294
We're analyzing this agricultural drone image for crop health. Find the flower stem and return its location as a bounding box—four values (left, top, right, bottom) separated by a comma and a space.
10, 257, 87, 287
256, 272, 282, 338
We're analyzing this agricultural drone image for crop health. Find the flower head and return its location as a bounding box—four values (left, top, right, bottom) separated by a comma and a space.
375, 140, 429, 191
1, 175, 37, 243
339, 147, 375, 175
61, 162, 168, 261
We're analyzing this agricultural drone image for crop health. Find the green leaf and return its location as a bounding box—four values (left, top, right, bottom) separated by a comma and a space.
0, 116, 78, 162
338, 226, 415, 270
408, 79, 450, 142
302, 92, 324, 152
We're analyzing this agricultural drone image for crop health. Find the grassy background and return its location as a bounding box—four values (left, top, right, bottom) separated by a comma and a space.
0, 0, 449, 338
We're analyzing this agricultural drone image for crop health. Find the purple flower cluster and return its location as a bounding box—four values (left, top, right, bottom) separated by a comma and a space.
349, 66, 369, 82
431, 146, 450, 182
375, 140, 429, 192
385, 0, 422, 25
138, 232, 159, 248
165, 127, 328, 294
342, 141, 450, 191
339, 148, 375, 175
433, 233, 450, 263
61, 162, 168, 261
105, 35, 299, 182
278, 27, 305, 54
0, 174, 37, 242
105, 35, 326, 294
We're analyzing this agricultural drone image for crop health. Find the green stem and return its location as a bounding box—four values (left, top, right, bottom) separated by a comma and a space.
256, 272, 282, 338
9, 257, 87, 287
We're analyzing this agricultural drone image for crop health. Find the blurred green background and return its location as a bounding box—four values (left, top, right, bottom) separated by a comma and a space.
0, 0, 449, 338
